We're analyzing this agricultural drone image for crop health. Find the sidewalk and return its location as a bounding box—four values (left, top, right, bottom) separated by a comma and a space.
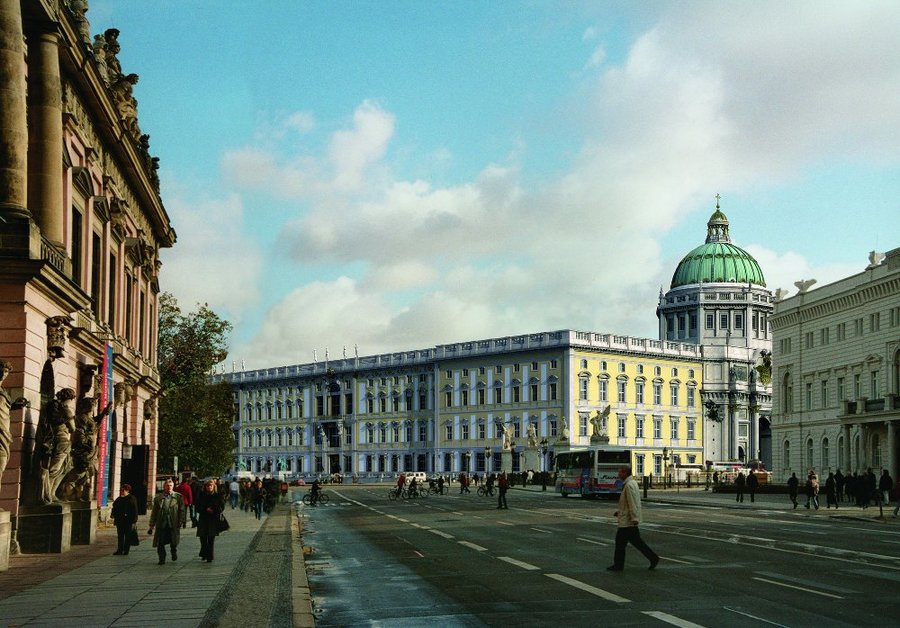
0, 498, 314, 627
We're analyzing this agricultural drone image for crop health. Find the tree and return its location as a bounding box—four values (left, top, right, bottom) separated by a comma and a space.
156, 293, 234, 477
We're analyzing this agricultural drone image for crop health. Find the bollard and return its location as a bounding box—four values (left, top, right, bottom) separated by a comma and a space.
643, 475, 649, 499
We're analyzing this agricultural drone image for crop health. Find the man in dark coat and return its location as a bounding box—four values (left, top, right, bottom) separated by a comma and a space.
148, 478, 185, 565
746, 471, 759, 503
734, 472, 746, 503
111, 483, 138, 555
787, 472, 799, 509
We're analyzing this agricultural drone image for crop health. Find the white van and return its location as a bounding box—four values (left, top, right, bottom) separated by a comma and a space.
405, 472, 427, 486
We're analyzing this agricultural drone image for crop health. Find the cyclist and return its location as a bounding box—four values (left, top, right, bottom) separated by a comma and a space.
408, 477, 419, 498
310, 479, 321, 506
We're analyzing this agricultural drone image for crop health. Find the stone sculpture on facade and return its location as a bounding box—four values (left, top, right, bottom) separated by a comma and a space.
45, 316, 72, 360
558, 415, 569, 441
526, 422, 537, 448
591, 405, 611, 443
67, 0, 92, 48
500, 422, 514, 450
0, 361, 29, 495
61, 394, 112, 501
91, 34, 107, 82
755, 350, 772, 386
33, 388, 77, 504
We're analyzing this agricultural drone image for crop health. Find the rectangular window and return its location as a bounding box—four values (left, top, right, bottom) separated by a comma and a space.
445, 424, 453, 440
461, 390, 468, 406
494, 387, 503, 404
805, 331, 814, 349
530, 384, 538, 401
618, 416, 626, 438
461, 423, 469, 440
805, 383, 812, 409
579, 379, 588, 401
837, 322, 846, 340
820, 327, 829, 345
635, 415, 644, 439
551, 360, 558, 369
71, 208, 83, 288
379, 398, 386, 413
549, 383, 557, 401
870, 312, 880, 332
108, 251, 117, 329
599, 379, 608, 402
687, 419, 695, 441
444, 392, 451, 407
512, 386, 520, 403
419, 392, 427, 410
419, 424, 427, 442
670, 384, 679, 406
837, 377, 845, 401
579, 415, 588, 437
531, 362, 538, 370
550, 419, 557, 437
462, 368, 469, 377
478, 388, 485, 405
367, 398, 374, 413
90, 232, 102, 318
636, 381, 644, 404
720, 313, 729, 329
687, 387, 695, 407
854, 318, 864, 336
653, 418, 662, 439
854, 374, 861, 399
653, 384, 662, 405
821, 381, 828, 408
636, 454, 645, 476
706, 314, 714, 329
617, 381, 627, 403
670, 419, 678, 440
871, 371, 880, 398
735, 313, 743, 329
478, 423, 485, 439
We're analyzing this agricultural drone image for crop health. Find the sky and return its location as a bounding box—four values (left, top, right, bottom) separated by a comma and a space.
88, 1, 900, 371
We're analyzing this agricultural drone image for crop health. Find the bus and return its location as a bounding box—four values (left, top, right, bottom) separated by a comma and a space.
554, 447, 632, 498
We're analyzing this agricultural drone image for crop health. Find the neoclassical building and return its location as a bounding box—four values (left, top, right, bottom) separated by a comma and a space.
769, 247, 900, 482
657, 204, 774, 466
219, 204, 773, 480
0, 1, 174, 561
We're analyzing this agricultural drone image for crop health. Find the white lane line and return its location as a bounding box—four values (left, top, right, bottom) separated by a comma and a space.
661, 556, 693, 564
458, 541, 488, 552
396, 518, 409, 523
642, 611, 706, 627
752, 576, 843, 599
414, 551, 424, 558
846, 526, 900, 536
723, 607, 789, 627
577, 536, 608, 546
497, 520, 514, 526
410, 523, 425, 529
428, 529, 454, 539
497, 556, 540, 571
530, 527, 553, 534
545, 573, 629, 603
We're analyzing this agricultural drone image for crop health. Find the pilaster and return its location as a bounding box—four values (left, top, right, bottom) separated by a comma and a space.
0, 1, 29, 219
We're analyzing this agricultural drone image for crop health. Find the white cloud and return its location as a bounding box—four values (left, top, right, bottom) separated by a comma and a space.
159, 192, 262, 323
585, 45, 606, 68
744, 245, 866, 298
328, 100, 395, 191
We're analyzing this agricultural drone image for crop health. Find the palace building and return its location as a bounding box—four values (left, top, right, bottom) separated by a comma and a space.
217, 206, 774, 480
0, 1, 174, 562
769, 247, 900, 482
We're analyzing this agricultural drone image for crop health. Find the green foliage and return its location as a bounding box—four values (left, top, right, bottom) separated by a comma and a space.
156, 293, 235, 477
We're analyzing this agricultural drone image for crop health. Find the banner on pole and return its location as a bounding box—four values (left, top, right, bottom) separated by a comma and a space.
96, 344, 114, 507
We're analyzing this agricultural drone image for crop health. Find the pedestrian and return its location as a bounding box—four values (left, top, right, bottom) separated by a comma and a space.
607, 465, 659, 572
713, 471, 719, 486
497, 471, 509, 509
229, 477, 240, 509
111, 483, 138, 556
486, 473, 495, 496
196, 479, 224, 562
805, 470, 819, 510
865, 468, 877, 507
175, 476, 193, 529
148, 478, 185, 565
834, 469, 845, 502
825, 472, 838, 509
251, 478, 267, 520
747, 471, 758, 503
893, 476, 900, 517
437, 475, 444, 495
787, 472, 799, 509
734, 472, 746, 503
280, 479, 289, 504
878, 470, 893, 507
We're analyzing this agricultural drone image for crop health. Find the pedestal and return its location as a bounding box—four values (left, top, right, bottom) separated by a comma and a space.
70, 501, 98, 545
501, 450, 513, 473
15, 503, 72, 553
0, 510, 11, 571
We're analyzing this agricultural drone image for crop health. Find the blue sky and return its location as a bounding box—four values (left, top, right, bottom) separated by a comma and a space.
89, 2, 900, 370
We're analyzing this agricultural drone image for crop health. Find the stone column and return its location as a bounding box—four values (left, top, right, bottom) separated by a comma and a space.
26, 25, 64, 246
887, 421, 896, 483
0, 1, 29, 218
842, 424, 851, 472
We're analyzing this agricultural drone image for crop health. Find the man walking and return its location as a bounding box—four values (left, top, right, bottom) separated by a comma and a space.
734, 471, 746, 503
497, 471, 509, 509
148, 478, 185, 565
747, 471, 758, 503
607, 466, 659, 572
787, 472, 799, 509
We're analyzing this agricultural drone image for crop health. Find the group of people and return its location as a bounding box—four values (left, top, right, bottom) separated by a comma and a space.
786, 468, 898, 513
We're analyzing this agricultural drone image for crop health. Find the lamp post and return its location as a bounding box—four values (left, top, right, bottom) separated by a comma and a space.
662, 447, 669, 489
539, 438, 549, 491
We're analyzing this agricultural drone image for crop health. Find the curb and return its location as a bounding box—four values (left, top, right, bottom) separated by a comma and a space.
292, 504, 316, 628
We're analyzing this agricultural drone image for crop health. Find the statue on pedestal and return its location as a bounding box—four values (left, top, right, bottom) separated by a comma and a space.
61, 394, 112, 501
501, 422, 514, 451
34, 388, 77, 504
590, 405, 611, 443
0, 361, 29, 495
526, 423, 537, 449
558, 416, 569, 441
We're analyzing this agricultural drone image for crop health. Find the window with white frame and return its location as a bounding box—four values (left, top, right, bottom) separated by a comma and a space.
599, 378, 608, 402
653, 417, 662, 439
653, 383, 662, 405
617, 380, 627, 403
636, 381, 644, 404
579, 378, 589, 401
635, 415, 644, 439
445, 424, 453, 440
670, 418, 678, 440
618, 416, 626, 438
580, 415, 588, 436
670, 383, 679, 406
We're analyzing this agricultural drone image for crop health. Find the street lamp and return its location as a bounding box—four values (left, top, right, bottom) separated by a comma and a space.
662, 447, 669, 489
538, 438, 549, 491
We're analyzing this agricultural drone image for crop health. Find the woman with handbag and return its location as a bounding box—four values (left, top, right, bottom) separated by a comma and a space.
112, 484, 139, 556
196, 479, 224, 562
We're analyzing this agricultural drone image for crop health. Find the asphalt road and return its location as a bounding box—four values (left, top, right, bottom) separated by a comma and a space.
299, 485, 900, 627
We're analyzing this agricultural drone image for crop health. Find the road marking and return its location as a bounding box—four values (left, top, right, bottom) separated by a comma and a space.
545, 573, 629, 603
530, 527, 553, 534
414, 551, 424, 558
396, 518, 409, 523
576, 536, 608, 546
497, 556, 540, 571
847, 525, 900, 536
458, 541, 488, 552
410, 523, 425, 529
661, 556, 693, 564
497, 520, 514, 526
723, 606, 791, 626
752, 576, 843, 599
428, 529, 454, 539
754, 570, 853, 595
642, 611, 706, 627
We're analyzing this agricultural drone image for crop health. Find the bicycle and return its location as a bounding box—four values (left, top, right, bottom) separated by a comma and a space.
477, 485, 495, 497
302, 491, 329, 506
388, 487, 404, 501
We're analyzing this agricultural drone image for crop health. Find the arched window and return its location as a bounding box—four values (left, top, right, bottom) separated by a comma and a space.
782, 373, 793, 413
872, 433, 882, 467
286, 429, 294, 447
782, 439, 790, 471
821, 438, 829, 469
837, 435, 844, 469
806, 438, 814, 470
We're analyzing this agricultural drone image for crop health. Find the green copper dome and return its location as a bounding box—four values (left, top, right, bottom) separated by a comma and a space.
670, 206, 766, 289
